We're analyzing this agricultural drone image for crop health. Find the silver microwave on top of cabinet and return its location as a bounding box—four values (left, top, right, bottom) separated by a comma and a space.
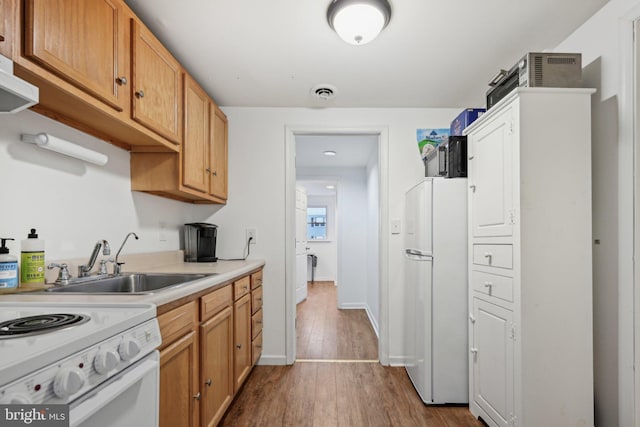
517, 52, 582, 88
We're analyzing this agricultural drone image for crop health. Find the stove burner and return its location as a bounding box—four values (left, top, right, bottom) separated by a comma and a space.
0, 313, 90, 339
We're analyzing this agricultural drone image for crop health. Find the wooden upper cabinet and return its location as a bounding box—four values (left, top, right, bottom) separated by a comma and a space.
131, 19, 182, 145
210, 104, 228, 200
183, 73, 209, 193
0, 0, 14, 58
24, 0, 128, 111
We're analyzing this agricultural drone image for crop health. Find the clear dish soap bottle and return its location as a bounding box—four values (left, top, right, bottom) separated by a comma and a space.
21, 228, 45, 285
0, 238, 18, 289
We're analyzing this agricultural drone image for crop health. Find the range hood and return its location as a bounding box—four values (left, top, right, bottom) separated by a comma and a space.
0, 54, 38, 113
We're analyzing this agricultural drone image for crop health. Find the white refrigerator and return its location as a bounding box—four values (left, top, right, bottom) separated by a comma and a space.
404, 177, 468, 404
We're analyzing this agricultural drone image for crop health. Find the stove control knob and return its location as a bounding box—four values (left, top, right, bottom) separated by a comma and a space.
0, 394, 32, 404
53, 367, 86, 398
118, 337, 141, 361
94, 349, 120, 374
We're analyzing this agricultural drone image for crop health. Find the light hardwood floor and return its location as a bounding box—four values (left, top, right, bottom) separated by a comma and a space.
220, 281, 484, 426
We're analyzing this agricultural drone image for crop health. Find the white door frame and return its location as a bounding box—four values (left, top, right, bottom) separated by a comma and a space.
624, 5, 640, 426
284, 125, 390, 365
633, 13, 640, 427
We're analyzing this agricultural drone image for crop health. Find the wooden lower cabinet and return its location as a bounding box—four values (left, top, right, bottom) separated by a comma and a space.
160, 331, 200, 427
200, 306, 234, 427
233, 293, 252, 392
159, 269, 263, 427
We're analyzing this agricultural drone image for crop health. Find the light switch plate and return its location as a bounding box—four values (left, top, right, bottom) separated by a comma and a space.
391, 219, 401, 235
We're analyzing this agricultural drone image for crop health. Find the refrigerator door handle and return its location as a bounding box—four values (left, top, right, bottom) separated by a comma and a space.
404, 248, 432, 260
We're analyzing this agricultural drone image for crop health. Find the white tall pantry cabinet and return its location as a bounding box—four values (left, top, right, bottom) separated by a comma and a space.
465, 88, 595, 427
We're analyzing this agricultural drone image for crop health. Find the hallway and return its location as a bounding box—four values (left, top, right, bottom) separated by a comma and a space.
296, 281, 378, 361
220, 282, 482, 426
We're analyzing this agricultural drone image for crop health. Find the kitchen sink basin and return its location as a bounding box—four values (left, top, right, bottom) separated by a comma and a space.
46, 272, 214, 294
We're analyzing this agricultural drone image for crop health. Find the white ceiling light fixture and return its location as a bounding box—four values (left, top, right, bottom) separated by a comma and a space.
323, 150, 337, 156
327, 0, 392, 45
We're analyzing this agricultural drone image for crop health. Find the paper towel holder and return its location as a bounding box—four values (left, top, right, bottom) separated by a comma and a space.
21, 133, 108, 166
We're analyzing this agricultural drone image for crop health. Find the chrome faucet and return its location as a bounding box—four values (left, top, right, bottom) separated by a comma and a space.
113, 232, 139, 275
78, 240, 111, 277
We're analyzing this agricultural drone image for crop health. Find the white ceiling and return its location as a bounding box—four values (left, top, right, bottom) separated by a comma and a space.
296, 134, 378, 168
124, 0, 608, 109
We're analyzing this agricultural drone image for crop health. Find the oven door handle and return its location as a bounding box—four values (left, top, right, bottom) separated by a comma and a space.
70, 354, 159, 427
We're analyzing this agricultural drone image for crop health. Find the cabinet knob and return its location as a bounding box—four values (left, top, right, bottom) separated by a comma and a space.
205, 378, 212, 387
206, 168, 211, 173
135, 90, 145, 98
193, 392, 201, 400
116, 76, 128, 85
236, 344, 242, 349
212, 171, 217, 177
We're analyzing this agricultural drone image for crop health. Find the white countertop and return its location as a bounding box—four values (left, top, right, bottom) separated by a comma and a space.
0, 252, 265, 311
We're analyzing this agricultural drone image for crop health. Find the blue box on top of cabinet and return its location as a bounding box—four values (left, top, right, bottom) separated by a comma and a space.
450, 108, 486, 136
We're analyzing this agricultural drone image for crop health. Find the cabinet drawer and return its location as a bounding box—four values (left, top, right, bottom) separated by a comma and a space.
200, 284, 232, 321
252, 309, 263, 339
252, 331, 262, 366
471, 270, 513, 302
251, 286, 263, 314
251, 270, 263, 290
234, 276, 251, 300
473, 244, 513, 269
158, 301, 197, 348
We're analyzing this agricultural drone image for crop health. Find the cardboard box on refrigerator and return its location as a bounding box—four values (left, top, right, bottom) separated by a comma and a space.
450, 108, 486, 136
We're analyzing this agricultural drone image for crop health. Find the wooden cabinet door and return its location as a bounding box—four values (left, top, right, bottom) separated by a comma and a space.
471, 298, 513, 427
0, 0, 14, 58
24, 0, 128, 111
468, 105, 514, 238
200, 306, 234, 427
233, 293, 252, 392
160, 331, 199, 427
209, 104, 228, 199
131, 19, 182, 144
182, 73, 209, 193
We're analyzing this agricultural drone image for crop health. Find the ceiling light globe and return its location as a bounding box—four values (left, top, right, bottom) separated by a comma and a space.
328, 0, 391, 46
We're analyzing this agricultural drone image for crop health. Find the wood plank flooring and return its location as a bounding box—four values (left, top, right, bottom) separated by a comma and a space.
219, 281, 484, 426
296, 281, 378, 360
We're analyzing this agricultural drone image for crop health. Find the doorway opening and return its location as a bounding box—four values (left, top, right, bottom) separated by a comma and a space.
284, 126, 390, 365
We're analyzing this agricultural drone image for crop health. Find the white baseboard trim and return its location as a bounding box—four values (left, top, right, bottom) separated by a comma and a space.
364, 304, 380, 338
387, 356, 408, 367
338, 302, 365, 309
256, 354, 289, 366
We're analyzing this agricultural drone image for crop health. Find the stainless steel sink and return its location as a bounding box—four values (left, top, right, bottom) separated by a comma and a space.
46, 272, 214, 294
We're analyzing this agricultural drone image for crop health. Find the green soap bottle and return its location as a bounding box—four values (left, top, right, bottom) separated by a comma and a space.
21, 228, 45, 285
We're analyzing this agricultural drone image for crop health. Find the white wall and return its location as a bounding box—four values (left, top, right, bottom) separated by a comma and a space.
554, 1, 640, 425
206, 107, 460, 364
304, 194, 337, 282
366, 149, 380, 333
0, 110, 202, 262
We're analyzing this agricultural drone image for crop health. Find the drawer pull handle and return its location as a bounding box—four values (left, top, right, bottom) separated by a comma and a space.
484, 281, 493, 295
205, 378, 212, 387
484, 252, 493, 263
193, 392, 201, 400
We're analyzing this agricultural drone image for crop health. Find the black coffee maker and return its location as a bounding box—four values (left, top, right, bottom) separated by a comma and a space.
184, 223, 218, 262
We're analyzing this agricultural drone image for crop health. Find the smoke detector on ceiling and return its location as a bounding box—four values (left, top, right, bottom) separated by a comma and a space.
311, 84, 338, 101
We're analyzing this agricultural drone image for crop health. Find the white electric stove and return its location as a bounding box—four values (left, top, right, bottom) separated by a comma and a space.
0, 302, 162, 427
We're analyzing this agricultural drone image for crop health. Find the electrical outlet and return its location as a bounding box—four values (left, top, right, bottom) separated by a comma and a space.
246, 228, 257, 244
159, 222, 167, 242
